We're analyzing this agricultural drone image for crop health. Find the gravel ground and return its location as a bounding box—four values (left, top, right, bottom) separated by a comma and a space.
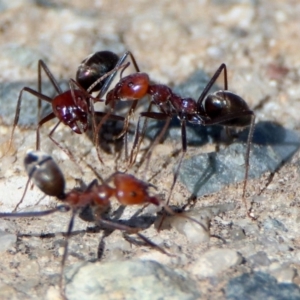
1, 1, 300, 299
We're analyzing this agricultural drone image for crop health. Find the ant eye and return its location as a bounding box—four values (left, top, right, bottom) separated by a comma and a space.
56, 105, 61, 111
128, 82, 134, 88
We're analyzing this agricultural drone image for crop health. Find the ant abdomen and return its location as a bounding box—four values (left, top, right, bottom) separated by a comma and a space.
24, 151, 66, 199
199, 91, 252, 127
76, 51, 119, 92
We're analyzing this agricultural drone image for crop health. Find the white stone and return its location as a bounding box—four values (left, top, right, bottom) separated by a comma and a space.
191, 248, 242, 278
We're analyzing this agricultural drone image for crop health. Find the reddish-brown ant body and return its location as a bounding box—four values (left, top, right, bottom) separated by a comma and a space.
104, 63, 255, 215
7, 51, 139, 162
2, 150, 203, 295
22, 151, 160, 209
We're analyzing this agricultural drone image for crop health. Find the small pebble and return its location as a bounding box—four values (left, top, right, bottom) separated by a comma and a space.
247, 251, 271, 268
230, 227, 246, 241
271, 266, 296, 284
0, 231, 17, 252
191, 248, 242, 278
263, 217, 288, 232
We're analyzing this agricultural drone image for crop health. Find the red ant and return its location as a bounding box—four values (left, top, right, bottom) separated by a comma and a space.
101, 63, 255, 217
1, 150, 207, 296
6, 51, 139, 163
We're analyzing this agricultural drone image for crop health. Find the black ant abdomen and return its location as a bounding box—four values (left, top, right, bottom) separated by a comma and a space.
198, 91, 252, 127
24, 151, 66, 199
76, 51, 119, 92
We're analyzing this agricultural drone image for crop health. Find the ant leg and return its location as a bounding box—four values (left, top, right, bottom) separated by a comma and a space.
115, 101, 152, 168
157, 203, 209, 234
88, 111, 125, 164
47, 121, 83, 170
157, 120, 188, 230
197, 63, 228, 106
107, 53, 142, 141
6, 88, 53, 154
135, 233, 172, 256
84, 63, 130, 163
129, 115, 145, 166
129, 103, 153, 166
59, 208, 77, 298
97, 218, 171, 256
38, 60, 64, 94
68, 78, 100, 159
143, 117, 171, 179
91, 56, 141, 164
137, 112, 171, 179
36, 112, 55, 150
12, 177, 32, 212
200, 110, 256, 217
87, 62, 131, 95
6, 61, 62, 155
69, 64, 128, 142
96, 51, 141, 99
242, 114, 256, 217
0, 205, 70, 218
114, 101, 139, 140
37, 60, 64, 141
94, 107, 116, 164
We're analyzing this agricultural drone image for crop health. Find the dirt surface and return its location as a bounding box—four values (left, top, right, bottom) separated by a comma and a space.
0, 1, 300, 299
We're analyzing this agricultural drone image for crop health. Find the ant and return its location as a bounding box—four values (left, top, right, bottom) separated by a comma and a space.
6, 51, 139, 163
83, 52, 144, 161
101, 63, 255, 217
0, 150, 207, 297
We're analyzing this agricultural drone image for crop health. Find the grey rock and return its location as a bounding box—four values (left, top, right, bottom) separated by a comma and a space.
65, 260, 201, 300
226, 272, 300, 300
247, 251, 271, 267
179, 122, 300, 197
230, 227, 246, 241
263, 217, 288, 232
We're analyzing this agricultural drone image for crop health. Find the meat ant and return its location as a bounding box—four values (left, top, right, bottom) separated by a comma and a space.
0, 150, 207, 297
6, 51, 139, 163
101, 63, 255, 217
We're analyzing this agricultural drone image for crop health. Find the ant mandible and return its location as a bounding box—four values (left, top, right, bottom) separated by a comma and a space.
7, 51, 138, 163
102, 63, 255, 216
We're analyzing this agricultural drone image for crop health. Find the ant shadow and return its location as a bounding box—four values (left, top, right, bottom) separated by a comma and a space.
179, 120, 300, 198
78, 203, 157, 260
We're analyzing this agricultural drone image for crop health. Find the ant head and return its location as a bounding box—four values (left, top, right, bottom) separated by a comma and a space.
24, 151, 66, 199
76, 51, 119, 92
52, 90, 89, 134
